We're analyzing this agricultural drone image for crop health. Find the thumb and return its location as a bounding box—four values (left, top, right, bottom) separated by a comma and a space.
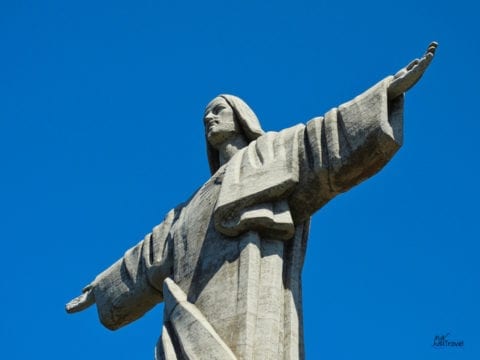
65, 288, 95, 314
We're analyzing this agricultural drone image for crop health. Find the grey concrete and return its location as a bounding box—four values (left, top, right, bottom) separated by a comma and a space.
66, 42, 437, 359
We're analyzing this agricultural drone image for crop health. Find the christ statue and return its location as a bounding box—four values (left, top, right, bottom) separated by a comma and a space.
67, 42, 437, 359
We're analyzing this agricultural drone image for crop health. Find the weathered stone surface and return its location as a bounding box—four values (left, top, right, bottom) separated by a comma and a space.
66, 42, 437, 359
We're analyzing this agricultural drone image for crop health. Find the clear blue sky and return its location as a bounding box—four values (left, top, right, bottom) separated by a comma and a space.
1, 1, 478, 359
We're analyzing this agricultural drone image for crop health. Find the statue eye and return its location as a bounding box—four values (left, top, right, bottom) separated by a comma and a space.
213, 105, 225, 115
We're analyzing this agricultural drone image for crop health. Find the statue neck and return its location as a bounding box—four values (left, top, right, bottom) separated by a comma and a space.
217, 134, 248, 167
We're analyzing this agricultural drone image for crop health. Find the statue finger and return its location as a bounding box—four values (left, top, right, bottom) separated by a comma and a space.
414, 52, 434, 73
393, 67, 408, 80
65, 289, 95, 313
420, 42, 437, 68
426, 41, 438, 55
406, 58, 420, 71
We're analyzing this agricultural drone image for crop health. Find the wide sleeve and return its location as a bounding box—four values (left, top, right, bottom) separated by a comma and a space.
88, 208, 176, 330
289, 76, 404, 223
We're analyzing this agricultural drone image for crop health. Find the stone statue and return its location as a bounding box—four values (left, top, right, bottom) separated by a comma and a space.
66, 42, 437, 359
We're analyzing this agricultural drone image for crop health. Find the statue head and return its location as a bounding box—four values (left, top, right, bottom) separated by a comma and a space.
204, 94, 264, 174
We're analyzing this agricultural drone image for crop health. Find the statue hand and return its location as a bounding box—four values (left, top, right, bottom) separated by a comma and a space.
388, 41, 438, 99
65, 285, 95, 313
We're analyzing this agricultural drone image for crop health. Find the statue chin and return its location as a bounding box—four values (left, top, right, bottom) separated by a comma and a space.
207, 129, 235, 148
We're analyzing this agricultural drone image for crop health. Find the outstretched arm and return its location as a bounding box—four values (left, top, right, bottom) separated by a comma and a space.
65, 209, 176, 330
388, 42, 437, 99
290, 43, 437, 222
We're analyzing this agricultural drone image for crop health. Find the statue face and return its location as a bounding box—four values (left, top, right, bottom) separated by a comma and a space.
204, 97, 239, 147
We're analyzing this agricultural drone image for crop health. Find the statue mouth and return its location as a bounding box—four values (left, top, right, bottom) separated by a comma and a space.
206, 120, 218, 131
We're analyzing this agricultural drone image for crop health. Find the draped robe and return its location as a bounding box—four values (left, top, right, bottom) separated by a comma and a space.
88, 77, 404, 359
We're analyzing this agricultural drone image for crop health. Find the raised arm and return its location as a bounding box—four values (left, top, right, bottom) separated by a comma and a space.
289, 42, 437, 223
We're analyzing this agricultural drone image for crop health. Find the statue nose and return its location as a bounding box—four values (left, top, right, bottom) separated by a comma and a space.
205, 113, 217, 125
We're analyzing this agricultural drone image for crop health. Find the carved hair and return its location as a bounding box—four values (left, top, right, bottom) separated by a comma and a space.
206, 94, 265, 174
